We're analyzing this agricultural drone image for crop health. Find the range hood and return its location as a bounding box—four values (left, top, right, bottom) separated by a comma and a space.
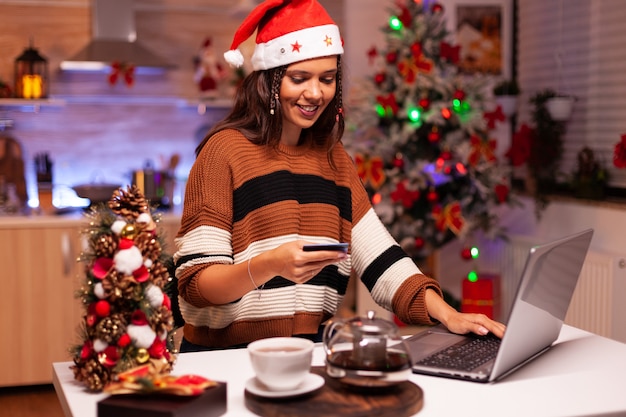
60, 0, 175, 72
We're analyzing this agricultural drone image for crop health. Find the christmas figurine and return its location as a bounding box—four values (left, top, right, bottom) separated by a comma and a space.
194, 38, 227, 98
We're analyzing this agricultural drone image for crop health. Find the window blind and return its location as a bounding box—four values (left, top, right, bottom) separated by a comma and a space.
517, 0, 626, 188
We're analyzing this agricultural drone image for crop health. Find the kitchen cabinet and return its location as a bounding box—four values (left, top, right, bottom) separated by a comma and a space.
0, 217, 84, 387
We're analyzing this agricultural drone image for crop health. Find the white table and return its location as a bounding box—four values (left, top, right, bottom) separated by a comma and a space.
53, 325, 626, 417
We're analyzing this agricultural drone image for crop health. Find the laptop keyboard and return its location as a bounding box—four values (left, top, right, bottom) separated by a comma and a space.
415, 334, 501, 372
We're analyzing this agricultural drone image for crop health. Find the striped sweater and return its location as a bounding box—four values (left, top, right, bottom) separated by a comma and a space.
174, 129, 442, 348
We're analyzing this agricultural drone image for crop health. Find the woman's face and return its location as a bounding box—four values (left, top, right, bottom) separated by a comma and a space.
279, 55, 338, 145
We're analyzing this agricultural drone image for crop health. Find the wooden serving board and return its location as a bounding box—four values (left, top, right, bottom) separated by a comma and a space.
244, 366, 423, 417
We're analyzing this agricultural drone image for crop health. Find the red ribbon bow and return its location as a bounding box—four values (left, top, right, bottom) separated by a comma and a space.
355, 153, 386, 189
432, 202, 465, 235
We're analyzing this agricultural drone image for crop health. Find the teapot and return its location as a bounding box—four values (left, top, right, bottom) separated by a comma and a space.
323, 310, 413, 387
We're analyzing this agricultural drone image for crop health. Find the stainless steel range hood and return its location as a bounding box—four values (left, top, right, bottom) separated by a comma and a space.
60, 0, 175, 72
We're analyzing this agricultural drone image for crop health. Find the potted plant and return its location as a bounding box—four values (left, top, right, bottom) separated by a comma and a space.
493, 79, 520, 117
545, 94, 576, 121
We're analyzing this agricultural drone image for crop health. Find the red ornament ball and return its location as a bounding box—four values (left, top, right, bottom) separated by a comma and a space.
94, 300, 111, 317
374, 73, 386, 85
428, 129, 441, 143
453, 89, 466, 100
386, 52, 398, 64
414, 236, 425, 249
431, 3, 444, 13
393, 154, 405, 168
117, 333, 131, 348
426, 189, 439, 203
418, 98, 431, 110
461, 247, 473, 260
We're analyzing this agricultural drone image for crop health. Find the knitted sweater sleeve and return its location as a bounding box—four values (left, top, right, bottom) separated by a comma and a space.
174, 130, 236, 308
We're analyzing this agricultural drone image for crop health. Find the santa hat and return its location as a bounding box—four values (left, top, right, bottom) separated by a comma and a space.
224, 0, 344, 71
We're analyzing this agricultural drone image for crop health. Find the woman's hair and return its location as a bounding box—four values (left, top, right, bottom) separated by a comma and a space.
196, 55, 345, 161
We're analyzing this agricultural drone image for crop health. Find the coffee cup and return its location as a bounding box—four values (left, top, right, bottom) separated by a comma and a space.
247, 337, 314, 391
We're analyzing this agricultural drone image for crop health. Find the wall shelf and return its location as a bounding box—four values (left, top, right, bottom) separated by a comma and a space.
0, 98, 66, 112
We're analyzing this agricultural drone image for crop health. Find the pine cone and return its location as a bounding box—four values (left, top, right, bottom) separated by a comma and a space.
72, 359, 110, 392
150, 305, 174, 335
95, 314, 127, 343
134, 232, 162, 262
93, 233, 117, 258
149, 261, 171, 288
109, 185, 150, 219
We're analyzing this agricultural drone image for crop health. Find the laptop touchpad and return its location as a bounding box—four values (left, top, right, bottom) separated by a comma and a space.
407, 332, 466, 362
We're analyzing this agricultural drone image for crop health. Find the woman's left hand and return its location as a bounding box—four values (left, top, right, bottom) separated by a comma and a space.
443, 310, 506, 339
425, 289, 506, 338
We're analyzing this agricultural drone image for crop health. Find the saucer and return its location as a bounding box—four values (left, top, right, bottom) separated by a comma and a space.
245, 373, 325, 398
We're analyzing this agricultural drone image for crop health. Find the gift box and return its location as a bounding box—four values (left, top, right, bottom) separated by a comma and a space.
97, 382, 227, 417
461, 274, 501, 320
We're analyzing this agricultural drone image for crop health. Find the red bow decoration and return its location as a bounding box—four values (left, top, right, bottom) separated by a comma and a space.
440, 42, 460, 64
613, 134, 626, 168
484, 106, 506, 129
397, 43, 433, 83
376, 93, 399, 117
397, 5, 413, 27
468, 134, 497, 166
108, 61, 135, 87
391, 181, 420, 208
355, 153, 386, 189
432, 202, 465, 235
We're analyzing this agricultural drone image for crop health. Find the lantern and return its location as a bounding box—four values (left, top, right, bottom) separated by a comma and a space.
14, 41, 48, 99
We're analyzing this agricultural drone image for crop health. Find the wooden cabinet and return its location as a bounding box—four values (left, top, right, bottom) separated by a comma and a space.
0, 218, 83, 387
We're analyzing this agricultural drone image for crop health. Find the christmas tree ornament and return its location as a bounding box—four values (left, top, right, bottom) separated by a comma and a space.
71, 185, 177, 392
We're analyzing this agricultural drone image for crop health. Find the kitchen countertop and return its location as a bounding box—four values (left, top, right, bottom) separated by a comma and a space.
0, 211, 181, 229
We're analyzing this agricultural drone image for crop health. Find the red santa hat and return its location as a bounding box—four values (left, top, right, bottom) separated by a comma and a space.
224, 0, 344, 71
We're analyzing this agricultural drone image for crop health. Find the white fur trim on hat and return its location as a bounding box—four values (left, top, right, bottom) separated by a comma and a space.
251, 24, 343, 71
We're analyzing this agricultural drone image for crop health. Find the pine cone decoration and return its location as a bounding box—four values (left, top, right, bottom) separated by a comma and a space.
149, 261, 171, 288
72, 359, 110, 392
150, 305, 174, 335
109, 185, 150, 219
95, 314, 127, 344
135, 232, 162, 262
93, 233, 117, 258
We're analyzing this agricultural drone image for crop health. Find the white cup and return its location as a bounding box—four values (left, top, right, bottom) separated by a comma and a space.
247, 337, 314, 391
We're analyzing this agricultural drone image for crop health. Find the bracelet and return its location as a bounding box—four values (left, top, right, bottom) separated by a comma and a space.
247, 257, 265, 296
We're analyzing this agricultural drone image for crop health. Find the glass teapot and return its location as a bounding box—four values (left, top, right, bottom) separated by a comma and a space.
322, 310, 413, 387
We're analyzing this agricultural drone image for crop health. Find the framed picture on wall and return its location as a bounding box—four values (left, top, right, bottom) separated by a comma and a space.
443, 0, 513, 78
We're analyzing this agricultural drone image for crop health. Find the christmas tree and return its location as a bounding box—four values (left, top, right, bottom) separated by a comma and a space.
344, 0, 512, 258
71, 185, 176, 392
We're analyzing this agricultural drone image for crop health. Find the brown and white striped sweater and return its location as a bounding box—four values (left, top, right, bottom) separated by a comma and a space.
174, 129, 441, 348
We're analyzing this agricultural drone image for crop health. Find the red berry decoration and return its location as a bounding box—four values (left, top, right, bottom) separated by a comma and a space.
418, 98, 431, 110
414, 236, 425, 249
461, 246, 472, 260
374, 73, 386, 85
386, 51, 398, 64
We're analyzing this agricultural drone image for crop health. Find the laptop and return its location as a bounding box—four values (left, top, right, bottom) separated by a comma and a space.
406, 228, 594, 383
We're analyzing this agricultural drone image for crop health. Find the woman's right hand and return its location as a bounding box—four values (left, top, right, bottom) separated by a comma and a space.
269, 240, 347, 284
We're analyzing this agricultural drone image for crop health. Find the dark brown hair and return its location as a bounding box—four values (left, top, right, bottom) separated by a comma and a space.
196, 56, 345, 162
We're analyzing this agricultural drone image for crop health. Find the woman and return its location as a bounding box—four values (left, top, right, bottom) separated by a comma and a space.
174, 0, 505, 352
